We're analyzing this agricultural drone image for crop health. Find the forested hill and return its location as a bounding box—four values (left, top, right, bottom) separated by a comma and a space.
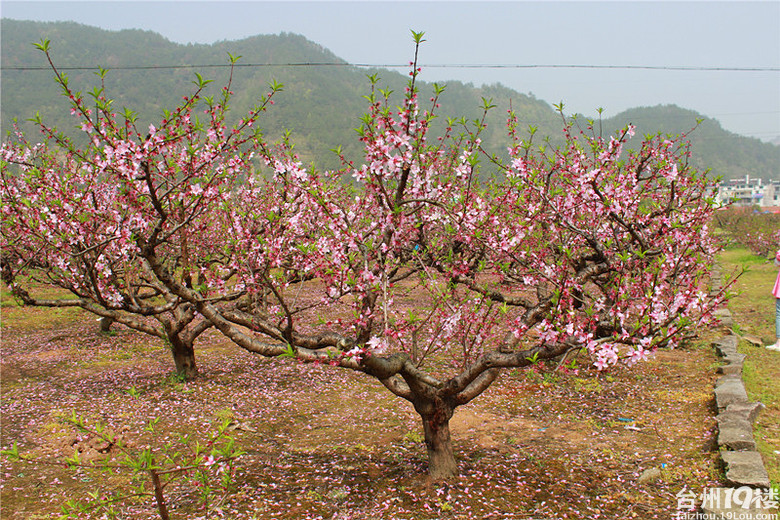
602, 106, 780, 182
2, 19, 778, 179
0, 19, 559, 171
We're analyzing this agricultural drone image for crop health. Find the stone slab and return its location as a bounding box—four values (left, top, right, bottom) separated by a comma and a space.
717, 363, 743, 375
718, 317, 735, 330
715, 382, 750, 411
742, 335, 764, 348
714, 308, 733, 318
723, 352, 747, 366
714, 308, 734, 329
726, 402, 765, 424
713, 335, 739, 357
721, 451, 771, 489
717, 414, 757, 451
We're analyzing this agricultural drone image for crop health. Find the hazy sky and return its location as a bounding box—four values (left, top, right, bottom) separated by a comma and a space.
2, 1, 779, 141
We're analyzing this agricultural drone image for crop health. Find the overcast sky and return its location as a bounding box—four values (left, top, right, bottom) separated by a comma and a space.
2, 0, 779, 142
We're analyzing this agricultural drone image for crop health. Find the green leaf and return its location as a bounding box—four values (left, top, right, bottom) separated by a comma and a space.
144, 417, 160, 433
481, 97, 497, 111
33, 38, 50, 52
0, 442, 21, 461
279, 343, 297, 358
379, 88, 394, 100
65, 450, 81, 468
410, 30, 426, 44
268, 79, 284, 93
193, 72, 213, 89
122, 107, 138, 123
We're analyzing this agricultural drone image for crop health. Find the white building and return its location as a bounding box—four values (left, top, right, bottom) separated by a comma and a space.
716, 175, 780, 208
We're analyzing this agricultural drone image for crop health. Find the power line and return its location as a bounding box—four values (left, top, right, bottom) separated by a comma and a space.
408, 64, 780, 72
3, 60, 776, 139
2, 62, 344, 71
2, 62, 778, 72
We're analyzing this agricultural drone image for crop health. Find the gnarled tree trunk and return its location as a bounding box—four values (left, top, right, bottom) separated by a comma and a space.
167, 334, 197, 379
415, 398, 457, 479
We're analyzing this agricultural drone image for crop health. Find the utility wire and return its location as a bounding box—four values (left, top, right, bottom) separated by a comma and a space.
2, 62, 778, 72
4, 61, 776, 138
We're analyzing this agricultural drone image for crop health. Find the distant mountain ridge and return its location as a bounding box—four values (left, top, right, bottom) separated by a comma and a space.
2, 19, 778, 179
600, 105, 780, 182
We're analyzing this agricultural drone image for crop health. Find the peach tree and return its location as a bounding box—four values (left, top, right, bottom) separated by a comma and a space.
1, 40, 286, 378
1, 33, 726, 478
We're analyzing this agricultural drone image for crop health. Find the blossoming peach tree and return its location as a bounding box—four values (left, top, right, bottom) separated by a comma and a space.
1, 41, 285, 378
1, 33, 726, 478
713, 206, 780, 258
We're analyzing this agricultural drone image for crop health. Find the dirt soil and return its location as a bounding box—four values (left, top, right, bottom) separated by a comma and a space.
1, 304, 726, 520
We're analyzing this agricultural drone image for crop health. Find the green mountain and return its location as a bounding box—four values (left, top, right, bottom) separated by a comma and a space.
601, 105, 780, 182
2, 19, 778, 179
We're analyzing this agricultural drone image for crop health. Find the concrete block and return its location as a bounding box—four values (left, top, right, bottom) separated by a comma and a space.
721, 451, 771, 489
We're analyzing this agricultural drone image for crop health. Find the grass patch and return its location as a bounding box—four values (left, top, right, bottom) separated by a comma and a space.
719, 247, 780, 487
1, 304, 87, 331
721, 247, 772, 267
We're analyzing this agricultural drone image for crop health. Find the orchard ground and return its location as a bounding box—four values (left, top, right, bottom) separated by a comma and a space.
5, 272, 775, 520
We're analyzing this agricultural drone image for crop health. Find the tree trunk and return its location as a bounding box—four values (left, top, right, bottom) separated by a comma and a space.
417, 401, 458, 479
168, 335, 197, 380
99, 317, 114, 333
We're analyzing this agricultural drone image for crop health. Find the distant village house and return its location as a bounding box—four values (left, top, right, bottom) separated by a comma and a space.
716, 175, 780, 212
